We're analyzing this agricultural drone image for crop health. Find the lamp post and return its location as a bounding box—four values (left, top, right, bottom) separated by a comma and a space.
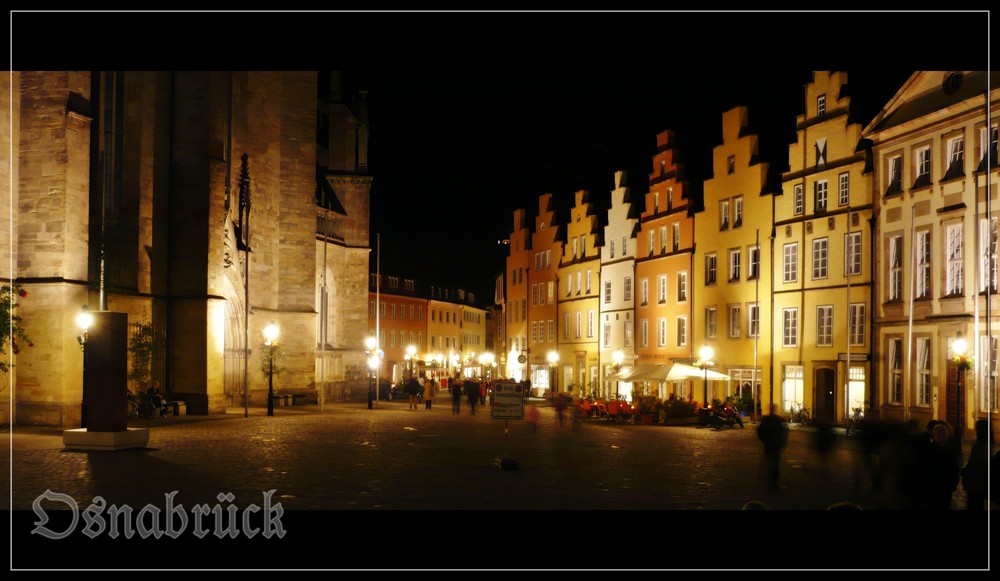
612, 349, 624, 399
953, 331, 968, 456
698, 344, 715, 407
365, 336, 378, 409
263, 321, 279, 417
547, 350, 559, 399
76, 305, 93, 346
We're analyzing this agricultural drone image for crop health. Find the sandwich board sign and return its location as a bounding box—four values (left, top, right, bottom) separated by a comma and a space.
490, 380, 525, 420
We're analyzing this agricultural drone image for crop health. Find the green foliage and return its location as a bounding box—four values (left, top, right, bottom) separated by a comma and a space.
259, 341, 286, 382
635, 394, 660, 414
1, 283, 32, 375
737, 391, 755, 415
127, 320, 162, 393
663, 397, 697, 419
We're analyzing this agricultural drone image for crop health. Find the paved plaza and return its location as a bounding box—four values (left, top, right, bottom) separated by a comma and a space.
2, 395, 990, 571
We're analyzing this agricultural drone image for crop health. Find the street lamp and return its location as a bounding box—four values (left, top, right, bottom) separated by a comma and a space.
547, 350, 559, 398
76, 305, 93, 346
698, 344, 715, 407
405, 344, 417, 380
953, 331, 968, 456
479, 352, 495, 381
612, 349, 624, 399
263, 321, 280, 417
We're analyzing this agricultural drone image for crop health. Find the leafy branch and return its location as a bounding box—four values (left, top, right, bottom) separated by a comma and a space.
1, 283, 32, 375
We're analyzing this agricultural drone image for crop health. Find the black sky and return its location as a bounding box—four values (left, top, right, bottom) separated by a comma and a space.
351, 68, 915, 303
13, 9, 992, 305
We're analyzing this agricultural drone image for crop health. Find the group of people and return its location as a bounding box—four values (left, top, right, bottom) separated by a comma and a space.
756, 406, 996, 510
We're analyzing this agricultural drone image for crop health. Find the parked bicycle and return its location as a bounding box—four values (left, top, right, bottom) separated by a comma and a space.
127, 391, 156, 419
788, 402, 811, 425
845, 404, 865, 436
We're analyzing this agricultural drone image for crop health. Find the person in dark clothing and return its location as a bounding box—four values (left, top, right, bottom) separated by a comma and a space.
961, 419, 994, 510
146, 381, 168, 418
919, 423, 961, 509
464, 380, 478, 415
756, 406, 788, 488
450, 378, 462, 415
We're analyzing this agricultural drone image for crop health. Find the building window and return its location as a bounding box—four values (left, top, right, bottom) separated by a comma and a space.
815, 137, 828, 167
640, 278, 648, 306
624, 276, 632, 302
946, 223, 964, 296
677, 272, 687, 301
816, 305, 833, 347
587, 310, 595, 339
729, 249, 741, 282
658, 318, 667, 347
676, 317, 687, 347
547, 320, 554, 342
849, 303, 865, 347
812, 237, 829, 280
653, 191, 660, 213
783, 365, 804, 412
706, 253, 718, 285
817, 93, 826, 116
659, 226, 667, 254
531, 284, 539, 306
566, 275, 573, 297
793, 184, 804, 215
603, 322, 611, 348
907, 226, 926, 293
577, 272, 582, 295
705, 307, 717, 339
727, 155, 735, 174
672, 223, 680, 251
547, 281, 555, 304
978, 123, 999, 169
886, 155, 902, 196
913, 146, 931, 189
622, 235, 627, 257
640, 320, 648, 347
888, 338, 902, 404
381, 302, 387, 318
980, 217, 998, 293
748, 245, 760, 280
369, 300, 376, 317
647, 230, 655, 257
390, 304, 396, 319
917, 337, 931, 406
944, 135, 965, 181
838, 172, 850, 206
417, 306, 423, 320
814, 180, 828, 213
782, 308, 798, 347
733, 196, 743, 228
728, 304, 741, 338
586, 269, 592, 293
783, 243, 798, 283
720, 200, 730, 230
604, 280, 612, 304
845, 232, 862, 277
658, 276, 667, 304
564, 313, 570, 340
747, 303, 759, 337
575, 312, 582, 339
572, 238, 579, 259
889, 236, 903, 301
531, 321, 538, 343
667, 187, 673, 210
624, 320, 633, 348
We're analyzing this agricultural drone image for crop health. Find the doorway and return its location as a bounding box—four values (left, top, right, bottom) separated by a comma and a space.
813, 366, 836, 424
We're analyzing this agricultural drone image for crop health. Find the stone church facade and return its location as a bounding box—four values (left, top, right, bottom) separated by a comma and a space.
1, 71, 371, 426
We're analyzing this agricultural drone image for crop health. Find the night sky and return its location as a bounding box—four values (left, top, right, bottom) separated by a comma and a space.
14, 10, 992, 305
350, 68, 914, 303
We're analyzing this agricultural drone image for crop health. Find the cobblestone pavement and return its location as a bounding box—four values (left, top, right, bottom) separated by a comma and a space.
3, 396, 990, 571
1, 395, 972, 512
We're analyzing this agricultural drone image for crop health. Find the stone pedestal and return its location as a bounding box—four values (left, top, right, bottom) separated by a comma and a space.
62, 428, 150, 451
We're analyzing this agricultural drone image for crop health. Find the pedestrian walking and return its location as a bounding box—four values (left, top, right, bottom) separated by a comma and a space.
919, 422, 960, 509
526, 404, 540, 432
405, 377, 421, 410
961, 419, 994, 510
554, 392, 567, 428
451, 378, 462, 415
423, 377, 436, 410
756, 406, 788, 489
465, 379, 478, 415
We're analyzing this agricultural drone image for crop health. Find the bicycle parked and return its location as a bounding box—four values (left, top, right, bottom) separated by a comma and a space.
788, 402, 811, 425
845, 404, 865, 436
127, 391, 156, 419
